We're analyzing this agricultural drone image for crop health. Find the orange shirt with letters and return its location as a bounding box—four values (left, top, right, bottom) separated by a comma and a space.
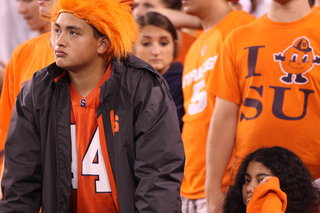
207, 12, 320, 182
69, 65, 119, 213
181, 10, 255, 199
0, 32, 54, 173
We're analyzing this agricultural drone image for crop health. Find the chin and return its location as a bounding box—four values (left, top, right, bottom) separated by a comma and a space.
56, 61, 71, 71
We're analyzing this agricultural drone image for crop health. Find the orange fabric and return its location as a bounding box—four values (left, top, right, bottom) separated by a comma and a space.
69, 65, 119, 213
174, 31, 196, 65
0, 32, 54, 176
194, 30, 204, 38
312, 6, 320, 14
247, 177, 287, 213
181, 10, 255, 199
207, 12, 320, 182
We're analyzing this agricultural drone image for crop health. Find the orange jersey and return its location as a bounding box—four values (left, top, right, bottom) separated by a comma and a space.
174, 31, 196, 65
0, 32, 54, 173
207, 12, 320, 182
69, 65, 119, 213
181, 10, 255, 199
247, 177, 287, 213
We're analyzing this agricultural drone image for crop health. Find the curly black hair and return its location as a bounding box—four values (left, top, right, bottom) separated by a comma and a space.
224, 146, 320, 213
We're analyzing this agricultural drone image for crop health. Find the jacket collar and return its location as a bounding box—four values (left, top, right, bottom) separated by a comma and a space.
46, 54, 162, 108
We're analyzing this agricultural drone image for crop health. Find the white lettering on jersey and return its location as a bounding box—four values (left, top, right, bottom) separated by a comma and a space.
70, 125, 111, 193
182, 55, 217, 88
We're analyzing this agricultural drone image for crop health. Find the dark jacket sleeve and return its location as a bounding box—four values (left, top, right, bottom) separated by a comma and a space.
132, 70, 185, 213
0, 83, 42, 212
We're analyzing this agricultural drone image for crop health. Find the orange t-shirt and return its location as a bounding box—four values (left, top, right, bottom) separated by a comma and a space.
181, 10, 255, 199
174, 31, 196, 65
0, 32, 54, 172
207, 12, 320, 182
69, 65, 119, 213
312, 6, 320, 14
247, 177, 287, 213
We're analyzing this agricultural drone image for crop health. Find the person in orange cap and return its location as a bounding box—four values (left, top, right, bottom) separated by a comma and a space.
224, 146, 320, 213
0, 0, 185, 212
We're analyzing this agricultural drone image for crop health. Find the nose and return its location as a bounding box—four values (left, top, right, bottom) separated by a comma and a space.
246, 181, 258, 193
55, 32, 66, 47
151, 43, 160, 55
17, 1, 27, 15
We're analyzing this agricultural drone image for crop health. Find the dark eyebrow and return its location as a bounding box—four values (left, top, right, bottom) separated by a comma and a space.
54, 23, 82, 31
244, 173, 251, 178
141, 35, 151, 39
256, 173, 271, 178
245, 172, 271, 178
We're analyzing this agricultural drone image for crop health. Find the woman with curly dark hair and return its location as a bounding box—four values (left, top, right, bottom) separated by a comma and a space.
224, 146, 320, 213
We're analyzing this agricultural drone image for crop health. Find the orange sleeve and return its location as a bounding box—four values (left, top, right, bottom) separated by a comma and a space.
206, 32, 242, 105
247, 177, 287, 213
0, 49, 17, 149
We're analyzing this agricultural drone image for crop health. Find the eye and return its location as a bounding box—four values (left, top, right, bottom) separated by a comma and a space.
160, 41, 169, 46
54, 28, 60, 34
146, 3, 154, 8
302, 54, 309, 63
244, 178, 250, 184
291, 53, 298, 62
70, 31, 78, 36
141, 42, 150, 47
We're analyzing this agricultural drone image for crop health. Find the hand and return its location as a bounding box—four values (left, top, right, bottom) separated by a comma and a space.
0, 60, 7, 97
259, 176, 272, 185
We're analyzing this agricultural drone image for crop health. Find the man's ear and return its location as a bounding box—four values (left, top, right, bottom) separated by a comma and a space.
97, 36, 110, 54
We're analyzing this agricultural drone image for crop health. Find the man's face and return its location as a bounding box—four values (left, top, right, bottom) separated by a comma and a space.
182, 0, 208, 16
132, 0, 166, 19
54, 13, 107, 72
17, 0, 48, 32
38, 0, 57, 17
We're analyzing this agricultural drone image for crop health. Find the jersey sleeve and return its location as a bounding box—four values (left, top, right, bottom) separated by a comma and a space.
246, 177, 287, 213
206, 33, 242, 105
0, 49, 19, 175
0, 49, 18, 136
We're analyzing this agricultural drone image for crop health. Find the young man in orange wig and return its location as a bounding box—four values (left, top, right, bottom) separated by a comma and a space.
0, 0, 185, 212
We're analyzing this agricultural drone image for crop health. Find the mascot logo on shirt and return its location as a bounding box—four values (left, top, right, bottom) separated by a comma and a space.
274, 37, 320, 85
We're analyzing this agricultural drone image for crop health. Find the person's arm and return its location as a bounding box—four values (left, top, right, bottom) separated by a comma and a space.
148, 8, 202, 29
247, 177, 287, 213
205, 97, 239, 213
0, 61, 6, 98
133, 72, 185, 212
0, 84, 42, 212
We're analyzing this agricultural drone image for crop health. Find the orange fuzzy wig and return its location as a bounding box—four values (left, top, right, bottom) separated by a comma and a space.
50, 0, 139, 62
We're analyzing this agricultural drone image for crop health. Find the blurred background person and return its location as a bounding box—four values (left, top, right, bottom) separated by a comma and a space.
133, 0, 196, 65
17, 0, 49, 35
0, 0, 49, 97
134, 12, 184, 131
0, 0, 56, 194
